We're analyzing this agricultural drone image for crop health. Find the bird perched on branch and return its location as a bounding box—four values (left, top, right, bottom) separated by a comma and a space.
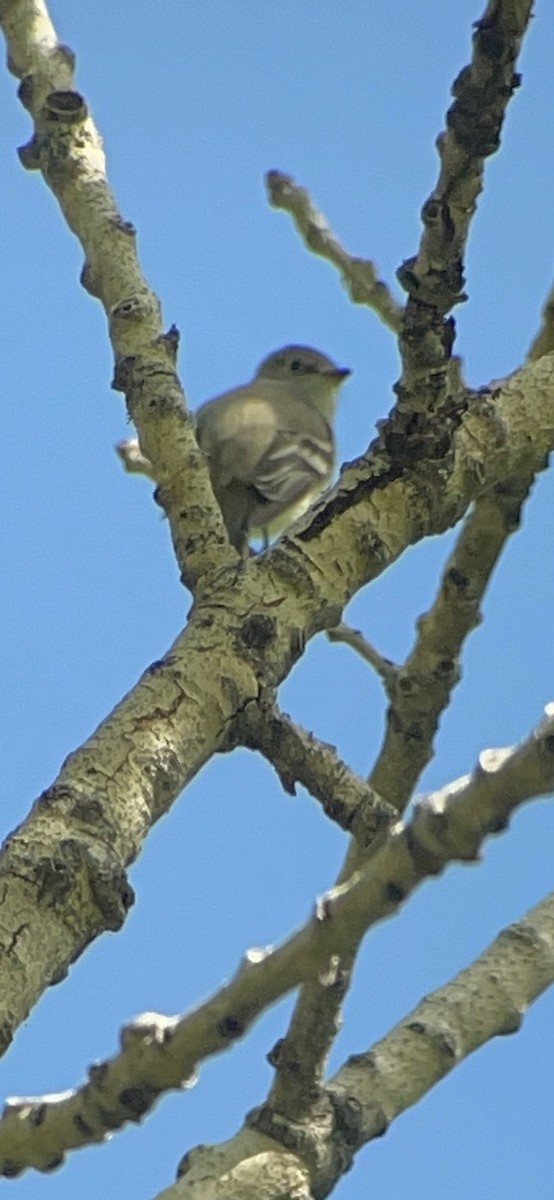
195, 344, 351, 552
116, 344, 350, 554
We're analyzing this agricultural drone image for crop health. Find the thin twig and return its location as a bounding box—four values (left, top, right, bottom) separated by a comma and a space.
528, 281, 554, 362
326, 623, 397, 693
266, 170, 404, 333
115, 438, 156, 478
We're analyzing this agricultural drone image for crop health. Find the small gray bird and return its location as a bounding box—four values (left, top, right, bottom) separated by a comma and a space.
195, 344, 351, 552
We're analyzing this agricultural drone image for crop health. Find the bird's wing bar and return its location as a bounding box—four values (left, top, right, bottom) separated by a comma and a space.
254, 428, 333, 506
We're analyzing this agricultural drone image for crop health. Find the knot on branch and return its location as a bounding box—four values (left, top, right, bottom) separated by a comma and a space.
239, 613, 277, 650
44, 89, 87, 124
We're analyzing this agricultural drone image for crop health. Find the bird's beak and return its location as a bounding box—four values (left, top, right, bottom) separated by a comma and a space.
326, 367, 351, 382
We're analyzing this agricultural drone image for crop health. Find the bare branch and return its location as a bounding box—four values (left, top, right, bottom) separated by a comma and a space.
326, 623, 397, 692
3, 707, 553, 1176
528, 282, 554, 362
396, 0, 533, 417
1, 3, 550, 1197
245, 890, 554, 1200
260, 705, 554, 1121
0, 323, 551, 1051
0, 0, 235, 590
367, 476, 535, 816
239, 699, 395, 846
266, 170, 403, 332
1, 5, 551, 1142
334, 886, 554, 1153
115, 437, 156, 479
265, 946, 358, 1121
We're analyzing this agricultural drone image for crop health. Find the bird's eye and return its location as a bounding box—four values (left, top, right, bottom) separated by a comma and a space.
290, 359, 302, 372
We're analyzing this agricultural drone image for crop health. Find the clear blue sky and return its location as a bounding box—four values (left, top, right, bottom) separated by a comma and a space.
2, 3, 554, 1198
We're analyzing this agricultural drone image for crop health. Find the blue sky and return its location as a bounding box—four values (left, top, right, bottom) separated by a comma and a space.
2, 2, 554, 1198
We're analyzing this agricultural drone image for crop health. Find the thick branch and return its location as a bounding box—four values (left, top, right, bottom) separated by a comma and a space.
0, 0, 236, 589
2, 0, 552, 1112
396, 0, 532, 418
252, 889, 554, 1200
0, 346, 552, 1047
256, 703, 554, 1120
154, 889, 554, 1199
2, 708, 553, 1176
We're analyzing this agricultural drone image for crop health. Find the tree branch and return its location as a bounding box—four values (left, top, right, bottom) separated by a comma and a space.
248, 704, 554, 1121
2, 0, 552, 1128
115, 437, 156, 479
249, 889, 554, 1200
274, 477, 539, 1113
0, 0, 236, 590
367, 475, 535, 816
0, 345, 552, 1049
2, 700, 551, 1171
265, 170, 404, 332
326, 623, 397, 692
2, 707, 553, 1176
239, 699, 395, 847
396, 0, 532, 418
528, 281, 554, 362
152, 889, 554, 1199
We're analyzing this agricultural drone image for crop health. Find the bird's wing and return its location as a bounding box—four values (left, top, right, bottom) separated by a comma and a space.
196, 391, 333, 508
195, 392, 278, 486
253, 424, 333, 507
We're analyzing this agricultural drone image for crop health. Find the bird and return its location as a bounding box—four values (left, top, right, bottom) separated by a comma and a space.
195, 344, 351, 552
